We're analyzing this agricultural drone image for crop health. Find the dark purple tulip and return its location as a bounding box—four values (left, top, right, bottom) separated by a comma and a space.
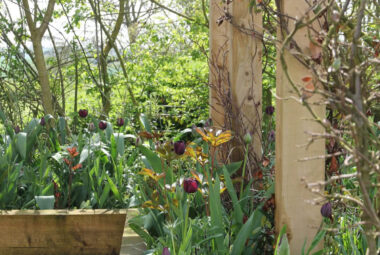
98, 121, 107, 130
162, 247, 170, 255
265, 106, 275, 116
78, 109, 88, 118
40, 117, 46, 126
268, 130, 275, 142
174, 141, 186, 155
321, 202, 332, 219
116, 118, 124, 127
14, 126, 20, 134
183, 178, 198, 193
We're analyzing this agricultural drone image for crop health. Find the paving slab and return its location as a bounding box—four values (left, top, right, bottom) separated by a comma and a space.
120, 209, 146, 255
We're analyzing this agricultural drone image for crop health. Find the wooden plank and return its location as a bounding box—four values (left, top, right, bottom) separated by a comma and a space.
228, 2, 262, 159
209, 0, 262, 161
0, 209, 127, 215
209, 0, 229, 129
0, 210, 126, 255
275, 0, 325, 253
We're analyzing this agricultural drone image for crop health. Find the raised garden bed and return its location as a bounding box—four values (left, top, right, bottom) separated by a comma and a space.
0, 209, 127, 255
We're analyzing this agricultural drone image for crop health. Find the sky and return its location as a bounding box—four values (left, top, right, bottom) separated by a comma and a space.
0, 0, 130, 54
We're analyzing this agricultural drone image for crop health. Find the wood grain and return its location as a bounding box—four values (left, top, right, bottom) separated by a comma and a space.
275, 0, 325, 253
0, 210, 126, 255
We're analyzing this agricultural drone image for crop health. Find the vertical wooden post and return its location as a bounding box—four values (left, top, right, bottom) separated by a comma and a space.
275, 0, 325, 253
209, 0, 262, 162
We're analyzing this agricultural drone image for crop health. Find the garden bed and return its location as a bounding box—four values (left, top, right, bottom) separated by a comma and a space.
0, 209, 127, 255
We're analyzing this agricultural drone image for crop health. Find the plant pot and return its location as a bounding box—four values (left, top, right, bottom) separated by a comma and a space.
0, 209, 127, 255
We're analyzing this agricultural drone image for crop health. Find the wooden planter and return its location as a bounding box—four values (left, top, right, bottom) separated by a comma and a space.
0, 209, 127, 255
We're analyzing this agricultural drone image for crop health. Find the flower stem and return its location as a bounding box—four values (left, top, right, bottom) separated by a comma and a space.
240, 143, 249, 200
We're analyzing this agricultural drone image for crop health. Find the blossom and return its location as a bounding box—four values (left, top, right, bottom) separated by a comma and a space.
116, 118, 125, 127
40, 117, 46, 126
162, 247, 170, 255
174, 141, 186, 155
14, 126, 20, 134
67, 147, 79, 158
320, 202, 332, 219
99, 121, 107, 130
78, 109, 88, 118
265, 106, 275, 115
183, 178, 198, 193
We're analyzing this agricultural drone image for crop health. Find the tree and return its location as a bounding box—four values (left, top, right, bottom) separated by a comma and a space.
22, 0, 56, 116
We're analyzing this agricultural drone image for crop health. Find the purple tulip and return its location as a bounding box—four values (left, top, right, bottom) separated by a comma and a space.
162, 247, 170, 255
116, 118, 124, 127
98, 121, 107, 130
183, 178, 198, 193
174, 141, 186, 155
14, 126, 20, 134
78, 109, 88, 118
40, 117, 46, 126
320, 202, 332, 219
265, 106, 275, 115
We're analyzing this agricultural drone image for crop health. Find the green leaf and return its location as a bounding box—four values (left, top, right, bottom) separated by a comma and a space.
105, 122, 114, 141
139, 113, 152, 132
231, 209, 263, 255
222, 166, 243, 224
79, 148, 89, 164
15, 132, 27, 160
306, 230, 326, 255
225, 161, 242, 175
178, 223, 192, 254
275, 225, 290, 255
114, 133, 125, 157
139, 145, 163, 172
106, 175, 122, 201
111, 135, 117, 160
99, 183, 110, 208
208, 174, 225, 253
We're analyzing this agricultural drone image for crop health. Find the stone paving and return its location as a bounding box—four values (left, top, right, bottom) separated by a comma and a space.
120, 209, 146, 255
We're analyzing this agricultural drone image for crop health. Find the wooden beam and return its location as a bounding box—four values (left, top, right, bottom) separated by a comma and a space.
275, 0, 325, 253
0, 209, 126, 255
209, 0, 262, 163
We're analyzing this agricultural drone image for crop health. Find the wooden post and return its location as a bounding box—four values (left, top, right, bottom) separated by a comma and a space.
209, 0, 262, 163
275, 0, 325, 253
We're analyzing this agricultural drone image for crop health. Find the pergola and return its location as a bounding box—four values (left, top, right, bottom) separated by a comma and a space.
209, 0, 325, 253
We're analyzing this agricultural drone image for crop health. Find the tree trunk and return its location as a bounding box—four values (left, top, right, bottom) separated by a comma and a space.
33, 38, 54, 115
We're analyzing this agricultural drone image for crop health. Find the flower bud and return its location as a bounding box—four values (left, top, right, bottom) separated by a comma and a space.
183, 178, 198, 193
320, 202, 332, 219
116, 118, 125, 127
162, 247, 170, 255
40, 117, 46, 126
244, 133, 252, 144
14, 125, 20, 134
174, 141, 186, 155
265, 106, 275, 116
98, 121, 107, 130
78, 109, 88, 118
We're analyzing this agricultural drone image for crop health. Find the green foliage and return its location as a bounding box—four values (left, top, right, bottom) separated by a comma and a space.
129, 124, 275, 254
0, 109, 132, 209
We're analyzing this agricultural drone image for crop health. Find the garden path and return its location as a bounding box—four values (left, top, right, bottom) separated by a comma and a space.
120, 209, 146, 255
